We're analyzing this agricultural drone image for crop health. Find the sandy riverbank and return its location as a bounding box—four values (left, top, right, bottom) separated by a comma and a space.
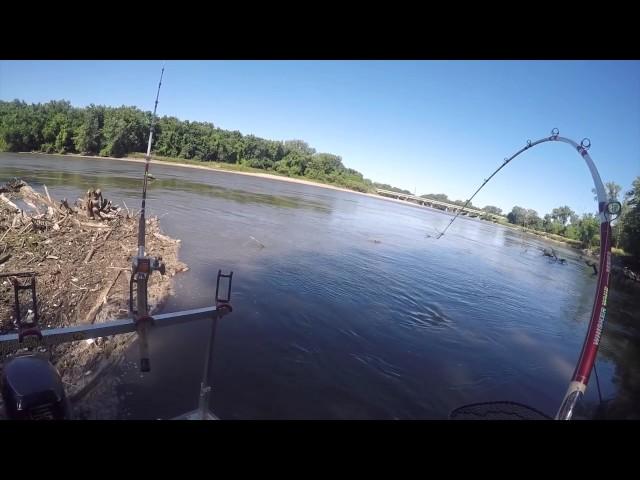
20, 151, 387, 197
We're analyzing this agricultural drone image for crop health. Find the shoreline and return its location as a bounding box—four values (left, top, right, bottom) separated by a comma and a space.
15, 151, 584, 251
19, 151, 385, 197
17, 151, 472, 215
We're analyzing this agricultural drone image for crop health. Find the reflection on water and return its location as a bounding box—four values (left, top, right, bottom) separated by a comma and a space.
1, 152, 638, 419
0, 164, 330, 213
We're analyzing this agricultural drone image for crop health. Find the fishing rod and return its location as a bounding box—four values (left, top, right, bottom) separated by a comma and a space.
129, 63, 167, 372
442, 128, 621, 420
436, 129, 555, 238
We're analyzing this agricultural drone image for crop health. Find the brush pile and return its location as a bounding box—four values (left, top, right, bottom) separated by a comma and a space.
0, 178, 188, 416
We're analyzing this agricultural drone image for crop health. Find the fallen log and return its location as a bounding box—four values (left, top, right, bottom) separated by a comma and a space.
0, 194, 19, 211
80, 222, 111, 229
84, 226, 116, 263
44, 184, 53, 204
83, 270, 123, 325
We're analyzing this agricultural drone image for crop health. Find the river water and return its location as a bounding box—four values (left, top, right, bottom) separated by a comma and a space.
1, 153, 638, 419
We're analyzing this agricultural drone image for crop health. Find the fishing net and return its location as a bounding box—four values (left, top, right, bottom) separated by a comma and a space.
449, 401, 552, 420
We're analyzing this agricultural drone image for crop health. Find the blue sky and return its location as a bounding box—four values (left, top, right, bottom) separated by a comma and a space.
1, 60, 638, 215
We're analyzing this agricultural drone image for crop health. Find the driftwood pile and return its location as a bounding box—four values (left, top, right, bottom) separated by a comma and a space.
0, 178, 187, 416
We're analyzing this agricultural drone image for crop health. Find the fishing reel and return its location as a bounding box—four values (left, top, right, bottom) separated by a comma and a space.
129, 255, 166, 315
129, 254, 166, 373
605, 201, 621, 221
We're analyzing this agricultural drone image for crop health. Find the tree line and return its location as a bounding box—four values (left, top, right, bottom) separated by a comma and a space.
503, 180, 640, 258
0, 99, 389, 193
419, 182, 640, 260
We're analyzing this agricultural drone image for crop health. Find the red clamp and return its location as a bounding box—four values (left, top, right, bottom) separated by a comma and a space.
216, 303, 233, 314
18, 327, 43, 343
134, 314, 155, 328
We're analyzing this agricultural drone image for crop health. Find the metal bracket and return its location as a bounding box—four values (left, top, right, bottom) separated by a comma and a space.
215, 270, 233, 304
1, 272, 41, 343
0, 306, 231, 353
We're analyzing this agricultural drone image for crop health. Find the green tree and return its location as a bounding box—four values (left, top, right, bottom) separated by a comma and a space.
551, 206, 575, 226
507, 206, 527, 225
100, 107, 147, 157
592, 182, 622, 202
154, 116, 184, 158
0, 100, 44, 151
576, 213, 600, 248
591, 181, 627, 249
74, 105, 104, 154
275, 150, 309, 176
482, 205, 502, 215
620, 177, 640, 257
606, 182, 622, 201
569, 213, 579, 226
305, 153, 344, 180
525, 209, 542, 229
284, 139, 316, 156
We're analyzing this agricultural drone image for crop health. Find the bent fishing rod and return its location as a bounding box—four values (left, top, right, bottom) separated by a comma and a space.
130, 63, 167, 372
437, 128, 621, 420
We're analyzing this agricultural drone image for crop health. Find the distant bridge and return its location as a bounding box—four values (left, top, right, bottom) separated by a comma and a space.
374, 189, 506, 221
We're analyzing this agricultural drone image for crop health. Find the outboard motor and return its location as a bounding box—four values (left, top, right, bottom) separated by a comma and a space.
1, 353, 72, 420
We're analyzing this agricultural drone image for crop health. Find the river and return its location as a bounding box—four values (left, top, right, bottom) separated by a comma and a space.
1, 152, 638, 419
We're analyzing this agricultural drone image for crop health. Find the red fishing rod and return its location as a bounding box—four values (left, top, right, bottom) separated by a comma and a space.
441, 129, 621, 420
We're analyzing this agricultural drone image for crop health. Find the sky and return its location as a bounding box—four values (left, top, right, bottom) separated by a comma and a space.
1, 60, 638, 216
